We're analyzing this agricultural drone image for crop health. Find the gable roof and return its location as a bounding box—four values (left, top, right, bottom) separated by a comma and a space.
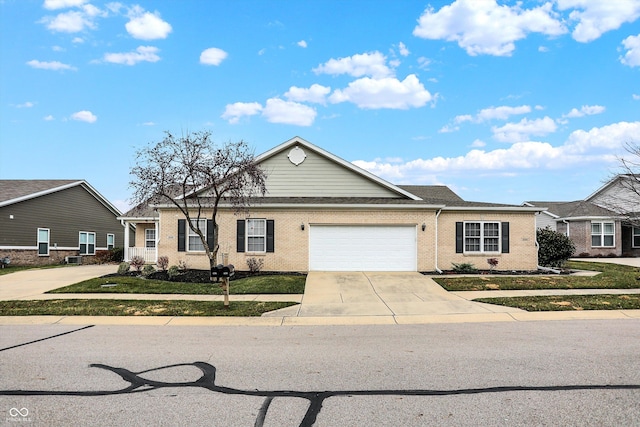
256, 136, 422, 201
0, 179, 122, 216
526, 200, 617, 219
585, 174, 640, 202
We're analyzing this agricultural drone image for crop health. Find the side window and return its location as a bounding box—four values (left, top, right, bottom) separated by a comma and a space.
633, 228, 640, 248
145, 229, 156, 248
38, 228, 50, 256
79, 231, 96, 255
247, 219, 266, 252
188, 219, 206, 251
591, 222, 614, 247
107, 234, 115, 250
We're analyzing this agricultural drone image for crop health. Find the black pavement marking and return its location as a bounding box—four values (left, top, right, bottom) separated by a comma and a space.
0, 325, 94, 352
1, 361, 638, 427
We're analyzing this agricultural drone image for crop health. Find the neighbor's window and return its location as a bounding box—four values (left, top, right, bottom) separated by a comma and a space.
79, 231, 96, 255
107, 233, 115, 250
38, 228, 50, 256
145, 228, 156, 248
633, 228, 640, 248
188, 219, 206, 251
464, 222, 500, 253
591, 222, 614, 247
247, 219, 266, 252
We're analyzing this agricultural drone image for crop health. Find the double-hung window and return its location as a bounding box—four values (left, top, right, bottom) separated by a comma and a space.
633, 228, 640, 248
247, 219, 266, 252
464, 222, 500, 253
591, 222, 614, 247
79, 231, 96, 255
188, 219, 206, 251
107, 234, 115, 250
38, 228, 50, 256
145, 229, 156, 248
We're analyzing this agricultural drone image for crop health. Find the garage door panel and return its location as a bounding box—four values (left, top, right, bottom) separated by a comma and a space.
309, 225, 416, 271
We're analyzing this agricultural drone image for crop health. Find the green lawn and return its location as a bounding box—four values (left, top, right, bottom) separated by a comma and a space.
433, 260, 640, 291
48, 274, 306, 295
0, 299, 297, 317
474, 294, 640, 311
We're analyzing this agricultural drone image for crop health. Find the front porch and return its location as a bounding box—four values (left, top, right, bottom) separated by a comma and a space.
124, 247, 157, 263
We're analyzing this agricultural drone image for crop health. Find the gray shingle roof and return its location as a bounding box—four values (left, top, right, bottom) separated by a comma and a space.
0, 180, 81, 204
526, 200, 617, 218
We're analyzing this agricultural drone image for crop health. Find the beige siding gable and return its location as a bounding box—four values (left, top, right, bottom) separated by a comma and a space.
259, 145, 402, 198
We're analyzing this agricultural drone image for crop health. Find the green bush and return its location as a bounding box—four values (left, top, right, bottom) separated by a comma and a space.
167, 265, 180, 279
142, 264, 156, 277
110, 247, 124, 262
537, 227, 576, 267
451, 262, 478, 273
117, 262, 130, 275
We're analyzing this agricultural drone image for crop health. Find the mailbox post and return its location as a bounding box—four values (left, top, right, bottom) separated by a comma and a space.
211, 264, 235, 308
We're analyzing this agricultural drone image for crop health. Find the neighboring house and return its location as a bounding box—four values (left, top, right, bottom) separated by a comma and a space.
525, 200, 623, 257
120, 137, 543, 272
0, 180, 126, 265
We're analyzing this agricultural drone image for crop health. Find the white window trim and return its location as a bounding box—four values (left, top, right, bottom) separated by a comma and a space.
145, 228, 156, 249
188, 219, 206, 252
107, 233, 115, 250
79, 231, 96, 255
633, 227, 640, 249
246, 218, 267, 253
591, 221, 615, 248
37, 228, 50, 256
463, 221, 501, 254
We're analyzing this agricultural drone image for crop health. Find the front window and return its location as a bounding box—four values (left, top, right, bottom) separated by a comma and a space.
79, 231, 95, 255
145, 229, 156, 248
464, 222, 500, 253
107, 234, 115, 250
188, 219, 206, 251
634, 228, 640, 248
38, 228, 50, 256
247, 219, 266, 252
591, 222, 614, 247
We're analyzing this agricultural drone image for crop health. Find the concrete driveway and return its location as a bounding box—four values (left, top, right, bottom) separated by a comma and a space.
296, 272, 522, 317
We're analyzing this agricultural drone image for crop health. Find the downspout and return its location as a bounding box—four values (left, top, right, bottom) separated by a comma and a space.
434, 209, 443, 274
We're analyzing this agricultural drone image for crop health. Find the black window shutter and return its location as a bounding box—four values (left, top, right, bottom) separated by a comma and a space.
455, 222, 464, 253
207, 220, 214, 250
178, 219, 186, 252
266, 220, 275, 253
236, 220, 245, 252
501, 222, 510, 253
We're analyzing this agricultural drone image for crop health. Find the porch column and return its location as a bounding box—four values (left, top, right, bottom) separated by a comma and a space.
123, 220, 130, 262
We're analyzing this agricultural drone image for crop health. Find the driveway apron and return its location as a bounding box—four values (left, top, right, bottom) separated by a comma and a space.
299, 272, 521, 317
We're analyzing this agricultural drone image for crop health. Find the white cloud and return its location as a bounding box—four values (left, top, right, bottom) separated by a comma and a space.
297, 40, 307, 48
284, 84, 331, 104
621, 34, 640, 67
417, 57, 431, 70
221, 102, 263, 124
200, 47, 228, 66
71, 110, 97, 123
43, 0, 87, 10
470, 139, 486, 148
329, 74, 433, 110
492, 116, 557, 142
261, 98, 316, 126
103, 46, 160, 65
313, 51, 393, 79
353, 121, 640, 181
27, 59, 76, 71
557, 0, 640, 43
398, 42, 410, 56
44, 115, 55, 121
125, 8, 172, 40
413, 0, 566, 56
15, 101, 35, 108
563, 104, 606, 118
40, 10, 94, 32
634, 94, 640, 100
72, 37, 84, 43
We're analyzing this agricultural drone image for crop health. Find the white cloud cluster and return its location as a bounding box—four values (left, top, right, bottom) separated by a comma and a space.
621, 34, 640, 67
413, 0, 640, 56
456, 105, 532, 123
26, 59, 76, 71
492, 116, 557, 142
200, 47, 228, 66
103, 46, 160, 65
220, 99, 316, 126
284, 84, 331, 105
353, 121, 640, 181
328, 75, 432, 110
563, 104, 606, 118
313, 51, 393, 79
125, 6, 172, 40
71, 110, 97, 123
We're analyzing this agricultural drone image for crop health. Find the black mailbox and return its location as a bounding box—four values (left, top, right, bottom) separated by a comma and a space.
211, 264, 235, 281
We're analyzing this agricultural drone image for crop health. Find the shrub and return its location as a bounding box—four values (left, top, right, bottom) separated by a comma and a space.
110, 247, 124, 262
537, 227, 576, 267
130, 256, 145, 272
95, 250, 112, 264
117, 262, 130, 275
177, 260, 188, 271
167, 265, 180, 279
246, 257, 264, 274
157, 256, 169, 271
487, 258, 499, 271
451, 262, 478, 273
142, 264, 156, 277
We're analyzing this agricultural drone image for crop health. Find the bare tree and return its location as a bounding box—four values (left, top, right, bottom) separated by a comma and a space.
129, 130, 267, 270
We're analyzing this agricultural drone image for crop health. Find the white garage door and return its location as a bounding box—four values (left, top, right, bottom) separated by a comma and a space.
309, 225, 417, 271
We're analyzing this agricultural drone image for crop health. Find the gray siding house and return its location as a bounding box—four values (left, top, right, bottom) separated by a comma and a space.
0, 180, 126, 265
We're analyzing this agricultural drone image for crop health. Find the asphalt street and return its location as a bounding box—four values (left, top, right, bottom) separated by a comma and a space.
1, 320, 639, 426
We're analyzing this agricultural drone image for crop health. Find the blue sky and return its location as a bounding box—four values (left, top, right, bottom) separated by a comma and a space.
1, 0, 639, 212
